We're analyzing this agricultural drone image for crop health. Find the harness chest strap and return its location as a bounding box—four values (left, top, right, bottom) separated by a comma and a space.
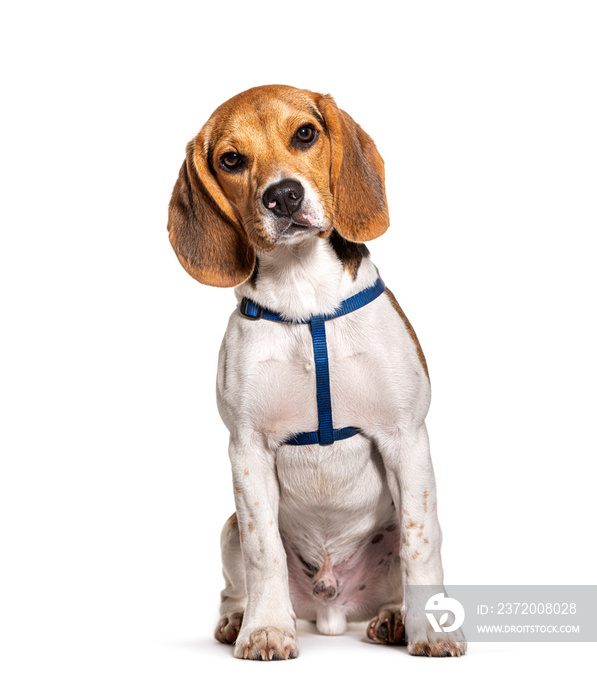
237, 278, 386, 446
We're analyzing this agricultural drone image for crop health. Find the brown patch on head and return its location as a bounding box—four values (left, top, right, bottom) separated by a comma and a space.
384, 288, 429, 380
169, 85, 390, 288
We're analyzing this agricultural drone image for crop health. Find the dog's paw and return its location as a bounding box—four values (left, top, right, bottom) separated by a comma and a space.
234, 626, 299, 660
214, 611, 244, 644
367, 607, 406, 645
407, 629, 467, 657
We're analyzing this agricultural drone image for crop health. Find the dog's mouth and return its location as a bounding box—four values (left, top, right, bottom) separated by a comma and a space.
275, 213, 322, 240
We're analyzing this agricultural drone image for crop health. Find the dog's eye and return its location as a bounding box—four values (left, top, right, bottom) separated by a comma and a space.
293, 124, 318, 149
220, 152, 244, 171
297, 126, 314, 141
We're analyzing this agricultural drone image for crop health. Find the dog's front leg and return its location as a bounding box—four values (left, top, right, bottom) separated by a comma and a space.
228, 435, 298, 660
379, 423, 466, 656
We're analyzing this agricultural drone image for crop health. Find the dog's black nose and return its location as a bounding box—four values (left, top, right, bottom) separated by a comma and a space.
262, 179, 304, 217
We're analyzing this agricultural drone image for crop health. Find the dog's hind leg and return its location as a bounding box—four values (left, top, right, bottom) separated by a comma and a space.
214, 513, 247, 644
367, 603, 406, 645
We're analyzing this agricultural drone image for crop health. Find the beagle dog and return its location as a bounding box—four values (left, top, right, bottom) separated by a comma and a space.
168, 85, 466, 660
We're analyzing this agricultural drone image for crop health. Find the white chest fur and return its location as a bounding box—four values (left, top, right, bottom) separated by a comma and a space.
216, 238, 430, 562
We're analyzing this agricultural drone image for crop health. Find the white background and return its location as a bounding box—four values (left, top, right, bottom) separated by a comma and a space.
1, 1, 596, 697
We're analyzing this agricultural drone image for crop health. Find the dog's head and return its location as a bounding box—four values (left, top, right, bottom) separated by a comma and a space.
168, 85, 389, 287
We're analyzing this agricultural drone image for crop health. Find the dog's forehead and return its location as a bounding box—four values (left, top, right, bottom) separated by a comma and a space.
206, 86, 319, 144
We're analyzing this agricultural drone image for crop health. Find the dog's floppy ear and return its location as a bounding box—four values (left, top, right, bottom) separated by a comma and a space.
317, 94, 390, 242
168, 137, 255, 287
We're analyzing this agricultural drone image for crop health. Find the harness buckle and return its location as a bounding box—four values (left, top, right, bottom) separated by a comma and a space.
239, 298, 263, 320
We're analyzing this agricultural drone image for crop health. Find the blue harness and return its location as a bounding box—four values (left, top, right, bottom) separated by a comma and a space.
238, 278, 386, 447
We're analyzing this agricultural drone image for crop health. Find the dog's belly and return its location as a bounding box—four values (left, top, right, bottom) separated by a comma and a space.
276, 433, 402, 621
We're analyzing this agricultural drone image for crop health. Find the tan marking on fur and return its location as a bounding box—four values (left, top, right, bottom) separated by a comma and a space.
412, 550, 421, 560
269, 519, 274, 526
247, 521, 254, 533
423, 489, 428, 513
243, 469, 249, 477
406, 520, 417, 529
254, 501, 259, 507
345, 257, 361, 279
384, 288, 429, 380
424, 537, 429, 544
